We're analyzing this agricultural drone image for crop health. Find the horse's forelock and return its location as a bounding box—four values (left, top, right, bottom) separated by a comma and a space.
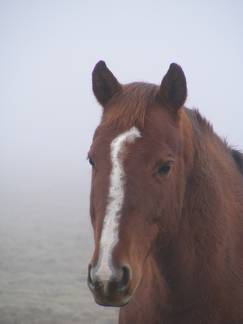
101, 83, 159, 129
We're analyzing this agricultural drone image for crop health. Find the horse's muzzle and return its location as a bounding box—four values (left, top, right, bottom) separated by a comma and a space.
87, 263, 132, 307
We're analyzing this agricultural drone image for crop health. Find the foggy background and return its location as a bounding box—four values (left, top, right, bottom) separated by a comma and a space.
0, 1, 242, 323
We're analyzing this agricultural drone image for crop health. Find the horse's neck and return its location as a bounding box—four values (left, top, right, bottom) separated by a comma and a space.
154, 111, 243, 313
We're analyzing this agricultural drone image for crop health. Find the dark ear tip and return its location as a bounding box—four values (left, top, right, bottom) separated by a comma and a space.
93, 60, 107, 74
169, 63, 184, 73
170, 62, 179, 68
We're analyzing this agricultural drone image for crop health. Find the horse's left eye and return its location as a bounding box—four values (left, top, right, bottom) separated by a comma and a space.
157, 162, 172, 175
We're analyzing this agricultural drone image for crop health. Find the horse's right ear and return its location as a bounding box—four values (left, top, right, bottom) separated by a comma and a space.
92, 61, 121, 106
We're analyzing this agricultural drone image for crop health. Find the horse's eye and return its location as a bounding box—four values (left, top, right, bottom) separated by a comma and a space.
88, 157, 95, 167
157, 162, 171, 175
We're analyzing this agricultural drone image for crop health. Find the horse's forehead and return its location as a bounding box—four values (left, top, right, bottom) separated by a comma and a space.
92, 109, 178, 158
92, 126, 141, 151
105, 127, 142, 164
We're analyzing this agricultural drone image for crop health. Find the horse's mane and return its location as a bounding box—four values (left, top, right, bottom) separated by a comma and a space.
231, 149, 243, 175
187, 108, 243, 176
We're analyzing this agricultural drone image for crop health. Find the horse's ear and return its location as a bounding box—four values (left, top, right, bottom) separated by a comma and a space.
157, 63, 187, 113
92, 61, 121, 106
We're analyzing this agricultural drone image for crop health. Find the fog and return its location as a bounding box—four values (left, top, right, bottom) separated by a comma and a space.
0, 1, 242, 323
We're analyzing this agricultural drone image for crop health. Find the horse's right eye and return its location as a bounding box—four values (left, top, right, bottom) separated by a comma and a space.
88, 157, 95, 167
157, 162, 171, 175
153, 160, 174, 178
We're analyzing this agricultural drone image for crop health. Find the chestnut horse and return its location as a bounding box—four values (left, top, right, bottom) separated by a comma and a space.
87, 61, 243, 324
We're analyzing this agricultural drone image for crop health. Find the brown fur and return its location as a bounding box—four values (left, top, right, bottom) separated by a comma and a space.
88, 62, 243, 324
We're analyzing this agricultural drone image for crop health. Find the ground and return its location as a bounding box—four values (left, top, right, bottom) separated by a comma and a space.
0, 196, 117, 324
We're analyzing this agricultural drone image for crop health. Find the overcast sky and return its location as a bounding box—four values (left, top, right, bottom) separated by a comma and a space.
0, 0, 243, 213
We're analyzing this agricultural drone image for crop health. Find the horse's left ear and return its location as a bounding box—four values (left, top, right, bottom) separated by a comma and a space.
157, 63, 187, 113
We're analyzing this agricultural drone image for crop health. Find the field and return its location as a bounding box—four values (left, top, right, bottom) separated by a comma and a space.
0, 187, 117, 324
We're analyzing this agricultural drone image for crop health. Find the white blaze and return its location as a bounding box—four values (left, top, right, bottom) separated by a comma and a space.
95, 126, 141, 281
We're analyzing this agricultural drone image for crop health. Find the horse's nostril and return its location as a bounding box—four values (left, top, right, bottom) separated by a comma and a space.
87, 264, 94, 288
88, 264, 104, 291
117, 266, 131, 291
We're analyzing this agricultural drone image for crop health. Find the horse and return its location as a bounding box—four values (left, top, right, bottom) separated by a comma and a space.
87, 61, 243, 324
